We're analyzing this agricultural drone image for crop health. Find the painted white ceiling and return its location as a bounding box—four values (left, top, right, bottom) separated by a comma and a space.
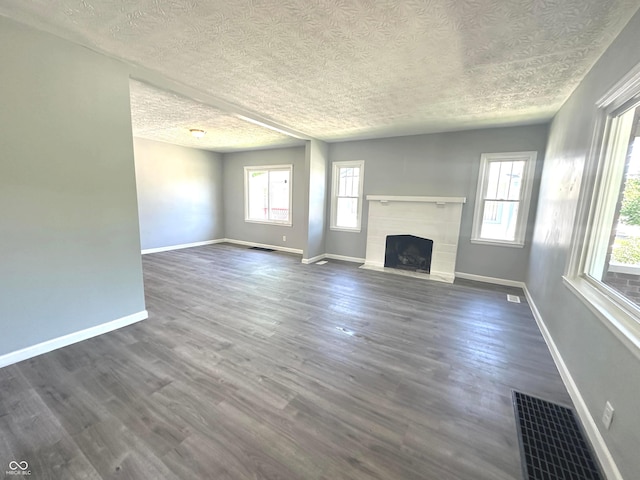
2, 0, 640, 150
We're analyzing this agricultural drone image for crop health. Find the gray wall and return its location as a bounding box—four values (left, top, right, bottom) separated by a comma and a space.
134, 137, 224, 250
0, 18, 146, 356
303, 140, 329, 260
327, 125, 548, 281
527, 9, 640, 479
223, 147, 307, 250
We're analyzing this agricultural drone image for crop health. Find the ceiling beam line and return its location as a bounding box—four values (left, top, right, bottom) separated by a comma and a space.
129, 65, 314, 141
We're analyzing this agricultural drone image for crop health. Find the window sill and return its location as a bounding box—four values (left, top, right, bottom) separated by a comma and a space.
470, 238, 525, 248
330, 226, 361, 233
244, 219, 292, 227
562, 275, 640, 360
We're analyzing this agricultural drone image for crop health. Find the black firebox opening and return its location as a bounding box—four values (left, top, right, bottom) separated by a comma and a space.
384, 234, 433, 273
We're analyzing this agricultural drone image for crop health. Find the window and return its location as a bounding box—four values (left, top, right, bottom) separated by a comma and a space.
244, 165, 292, 225
331, 160, 365, 232
471, 152, 537, 247
585, 105, 640, 298
564, 65, 640, 351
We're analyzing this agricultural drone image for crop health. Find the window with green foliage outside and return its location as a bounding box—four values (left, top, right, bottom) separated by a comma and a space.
589, 104, 640, 306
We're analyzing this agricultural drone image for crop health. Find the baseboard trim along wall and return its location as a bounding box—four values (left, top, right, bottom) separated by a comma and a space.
223, 238, 303, 255
141, 239, 225, 254
523, 286, 623, 480
0, 310, 149, 368
301, 254, 326, 264
455, 272, 526, 289
326, 254, 366, 264
142, 241, 368, 264
302, 253, 366, 264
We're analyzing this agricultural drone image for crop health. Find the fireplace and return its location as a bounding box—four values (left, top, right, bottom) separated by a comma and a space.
362, 195, 466, 283
385, 235, 433, 273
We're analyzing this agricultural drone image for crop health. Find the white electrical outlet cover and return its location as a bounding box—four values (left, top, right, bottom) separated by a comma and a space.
602, 401, 614, 429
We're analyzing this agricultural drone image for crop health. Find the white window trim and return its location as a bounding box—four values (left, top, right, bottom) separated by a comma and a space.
471, 151, 537, 247
330, 160, 365, 233
244, 164, 293, 227
563, 61, 640, 359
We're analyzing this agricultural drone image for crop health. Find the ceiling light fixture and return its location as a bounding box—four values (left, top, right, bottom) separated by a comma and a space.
189, 129, 206, 138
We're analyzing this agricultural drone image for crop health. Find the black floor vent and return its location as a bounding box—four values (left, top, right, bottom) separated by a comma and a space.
249, 246, 275, 252
513, 391, 604, 480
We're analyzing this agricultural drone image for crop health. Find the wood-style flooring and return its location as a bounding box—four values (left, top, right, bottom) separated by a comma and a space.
0, 243, 571, 479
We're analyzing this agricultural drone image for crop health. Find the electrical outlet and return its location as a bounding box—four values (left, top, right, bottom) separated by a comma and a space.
282, 235, 286, 242
602, 401, 614, 429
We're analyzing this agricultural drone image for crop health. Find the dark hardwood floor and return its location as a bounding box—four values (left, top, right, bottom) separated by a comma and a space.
0, 243, 571, 479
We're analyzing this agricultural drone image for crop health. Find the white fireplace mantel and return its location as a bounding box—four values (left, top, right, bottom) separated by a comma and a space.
362, 195, 466, 283
367, 195, 466, 204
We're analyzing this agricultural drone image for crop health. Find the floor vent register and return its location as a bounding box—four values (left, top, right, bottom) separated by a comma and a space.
512, 391, 604, 480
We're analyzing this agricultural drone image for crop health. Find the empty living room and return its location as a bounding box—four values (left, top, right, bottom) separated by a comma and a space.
1, 1, 640, 479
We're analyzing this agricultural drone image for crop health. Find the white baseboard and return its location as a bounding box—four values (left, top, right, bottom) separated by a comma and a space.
523, 285, 622, 480
141, 239, 225, 254
301, 254, 326, 264
454, 271, 525, 289
223, 238, 303, 255
325, 253, 365, 264
0, 310, 148, 368
302, 253, 366, 265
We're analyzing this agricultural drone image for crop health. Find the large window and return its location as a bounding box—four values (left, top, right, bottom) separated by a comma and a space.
331, 160, 364, 232
585, 105, 640, 299
565, 64, 640, 351
471, 152, 537, 247
244, 165, 292, 225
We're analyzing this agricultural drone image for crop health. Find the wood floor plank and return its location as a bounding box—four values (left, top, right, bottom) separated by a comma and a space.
0, 243, 572, 479
72, 418, 181, 480
0, 383, 102, 479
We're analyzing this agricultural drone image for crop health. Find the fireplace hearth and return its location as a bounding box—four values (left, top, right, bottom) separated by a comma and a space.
384, 235, 433, 273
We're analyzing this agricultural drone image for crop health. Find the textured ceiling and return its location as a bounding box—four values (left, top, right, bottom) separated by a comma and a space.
129, 80, 302, 151
2, 0, 640, 148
